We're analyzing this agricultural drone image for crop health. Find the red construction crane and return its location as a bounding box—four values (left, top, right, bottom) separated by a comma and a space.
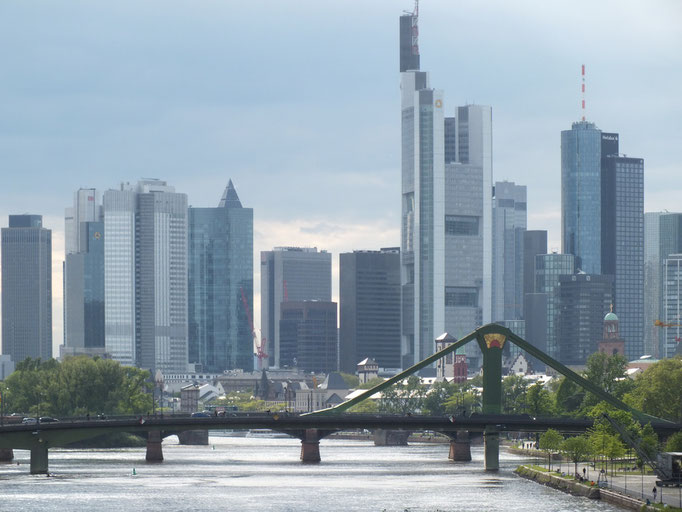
240, 287, 268, 368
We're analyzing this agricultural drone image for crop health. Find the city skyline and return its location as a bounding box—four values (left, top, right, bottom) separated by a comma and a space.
1, 1, 681, 352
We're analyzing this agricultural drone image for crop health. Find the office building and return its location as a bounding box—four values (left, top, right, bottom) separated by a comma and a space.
556, 273, 614, 366
103, 180, 188, 372
663, 254, 682, 358
492, 181, 526, 322
261, 247, 331, 368
63, 189, 106, 356
1, 215, 52, 362
279, 301, 337, 373
339, 248, 401, 373
523, 231, 547, 299
535, 253, 575, 358
188, 180, 253, 373
601, 155, 644, 359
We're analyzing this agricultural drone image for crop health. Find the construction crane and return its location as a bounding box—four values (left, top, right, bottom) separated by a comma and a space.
654, 319, 682, 328
240, 287, 268, 369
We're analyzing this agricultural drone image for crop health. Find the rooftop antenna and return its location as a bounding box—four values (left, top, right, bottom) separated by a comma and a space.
581, 64, 586, 121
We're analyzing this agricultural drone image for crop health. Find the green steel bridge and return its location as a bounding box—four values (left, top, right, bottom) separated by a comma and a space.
1, 324, 679, 474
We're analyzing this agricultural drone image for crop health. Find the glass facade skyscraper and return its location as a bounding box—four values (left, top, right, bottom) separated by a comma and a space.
188, 181, 253, 373
535, 253, 575, 358
1, 215, 52, 363
561, 122, 603, 274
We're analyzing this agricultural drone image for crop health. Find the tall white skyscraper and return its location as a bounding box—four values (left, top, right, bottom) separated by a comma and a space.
104, 180, 188, 372
399, 10, 493, 368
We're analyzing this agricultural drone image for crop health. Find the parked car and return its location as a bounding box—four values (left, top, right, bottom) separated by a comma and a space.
21, 417, 37, 424
191, 412, 211, 418
38, 417, 59, 423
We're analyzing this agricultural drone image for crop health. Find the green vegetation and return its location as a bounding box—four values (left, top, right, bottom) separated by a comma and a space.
3, 356, 152, 416
560, 435, 592, 476
539, 429, 563, 471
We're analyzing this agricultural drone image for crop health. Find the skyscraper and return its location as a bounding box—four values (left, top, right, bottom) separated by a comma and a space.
63, 188, 105, 356
663, 254, 682, 358
188, 181, 253, 373
601, 155, 644, 360
535, 253, 575, 358
492, 181, 527, 322
260, 247, 331, 368
103, 180, 188, 372
561, 122, 604, 274
339, 248, 401, 373
400, 10, 493, 369
556, 273, 614, 366
2, 215, 52, 363
279, 301, 338, 373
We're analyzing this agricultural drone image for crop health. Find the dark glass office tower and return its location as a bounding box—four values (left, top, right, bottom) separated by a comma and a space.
601, 155, 644, 359
1, 215, 52, 362
339, 248, 401, 373
556, 273, 614, 366
188, 180, 253, 372
279, 301, 337, 373
399, 12, 419, 72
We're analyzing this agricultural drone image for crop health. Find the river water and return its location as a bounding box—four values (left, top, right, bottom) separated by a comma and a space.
1, 435, 622, 512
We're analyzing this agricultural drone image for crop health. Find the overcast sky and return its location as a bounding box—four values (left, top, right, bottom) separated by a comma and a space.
1, 0, 681, 353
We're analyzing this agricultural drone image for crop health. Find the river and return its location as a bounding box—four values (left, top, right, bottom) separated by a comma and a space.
0, 435, 622, 511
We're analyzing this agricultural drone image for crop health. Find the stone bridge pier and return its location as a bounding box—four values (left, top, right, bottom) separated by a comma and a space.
146, 430, 164, 462
30, 443, 49, 474
447, 431, 472, 462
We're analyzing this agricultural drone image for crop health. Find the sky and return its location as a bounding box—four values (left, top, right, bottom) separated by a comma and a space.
1, 0, 681, 354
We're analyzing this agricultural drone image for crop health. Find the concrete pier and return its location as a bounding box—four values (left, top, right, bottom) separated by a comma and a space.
373, 429, 410, 446
0, 448, 14, 462
30, 444, 48, 474
483, 430, 500, 472
448, 431, 472, 462
300, 429, 321, 463
178, 430, 209, 445
145, 430, 164, 462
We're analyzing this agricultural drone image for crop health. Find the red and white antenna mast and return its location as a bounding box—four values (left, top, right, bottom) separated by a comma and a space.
581, 64, 586, 121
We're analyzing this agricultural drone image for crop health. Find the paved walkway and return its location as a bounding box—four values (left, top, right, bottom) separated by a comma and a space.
547, 459, 682, 508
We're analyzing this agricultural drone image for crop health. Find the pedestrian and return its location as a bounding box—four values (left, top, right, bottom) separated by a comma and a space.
582, 467, 586, 478
653, 487, 657, 501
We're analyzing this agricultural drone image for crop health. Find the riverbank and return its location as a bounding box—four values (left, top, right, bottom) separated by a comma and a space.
515, 465, 665, 511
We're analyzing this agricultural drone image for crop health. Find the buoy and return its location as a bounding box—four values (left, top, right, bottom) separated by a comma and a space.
132, 468, 137, 476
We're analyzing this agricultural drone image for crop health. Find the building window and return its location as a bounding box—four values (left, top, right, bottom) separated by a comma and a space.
445, 287, 478, 307
445, 215, 479, 236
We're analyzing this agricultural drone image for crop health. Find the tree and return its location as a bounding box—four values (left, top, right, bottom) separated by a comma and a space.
347, 399, 379, 414
422, 380, 456, 416
554, 377, 584, 415
665, 431, 682, 452
379, 376, 427, 414
442, 385, 481, 416
358, 377, 386, 389
526, 382, 554, 417
539, 429, 563, 470
339, 372, 359, 388
582, 352, 633, 410
561, 436, 592, 477
624, 358, 682, 422
502, 374, 528, 414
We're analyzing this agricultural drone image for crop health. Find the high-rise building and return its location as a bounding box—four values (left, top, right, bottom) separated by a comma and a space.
556, 273, 614, 366
103, 180, 188, 372
260, 247, 331, 368
339, 248, 401, 373
601, 155, 644, 360
188, 181, 253, 373
535, 253, 575, 358
561, 122, 605, 274
63, 188, 106, 356
399, 11, 493, 369
279, 301, 337, 373
523, 231, 547, 300
1, 215, 52, 362
644, 212, 663, 357
663, 254, 682, 358
492, 181, 526, 322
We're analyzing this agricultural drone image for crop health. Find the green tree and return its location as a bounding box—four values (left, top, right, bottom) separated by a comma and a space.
539, 429, 563, 470
502, 374, 528, 414
379, 376, 427, 414
422, 380, 456, 415
347, 399, 379, 414
665, 431, 682, 452
358, 377, 386, 389
561, 435, 592, 476
582, 352, 632, 409
442, 385, 481, 416
339, 372, 359, 388
554, 377, 584, 415
526, 382, 554, 417
624, 358, 682, 422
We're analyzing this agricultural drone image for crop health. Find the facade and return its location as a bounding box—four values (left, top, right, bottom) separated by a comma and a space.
260, 247, 332, 368
523, 293, 547, 372
1, 215, 52, 362
643, 212, 663, 356
492, 181, 527, 322
188, 181, 253, 373
103, 180, 188, 372
279, 301, 338, 373
535, 253, 575, 358
435, 333, 467, 382
598, 310, 625, 357
556, 273, 614, 366
601, 155, 644, 360
64, 188, 106, 355
663, 254, 682, 358
339, 248, 401, 373
522, 231, 547, 300
561, 122, 605, 274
